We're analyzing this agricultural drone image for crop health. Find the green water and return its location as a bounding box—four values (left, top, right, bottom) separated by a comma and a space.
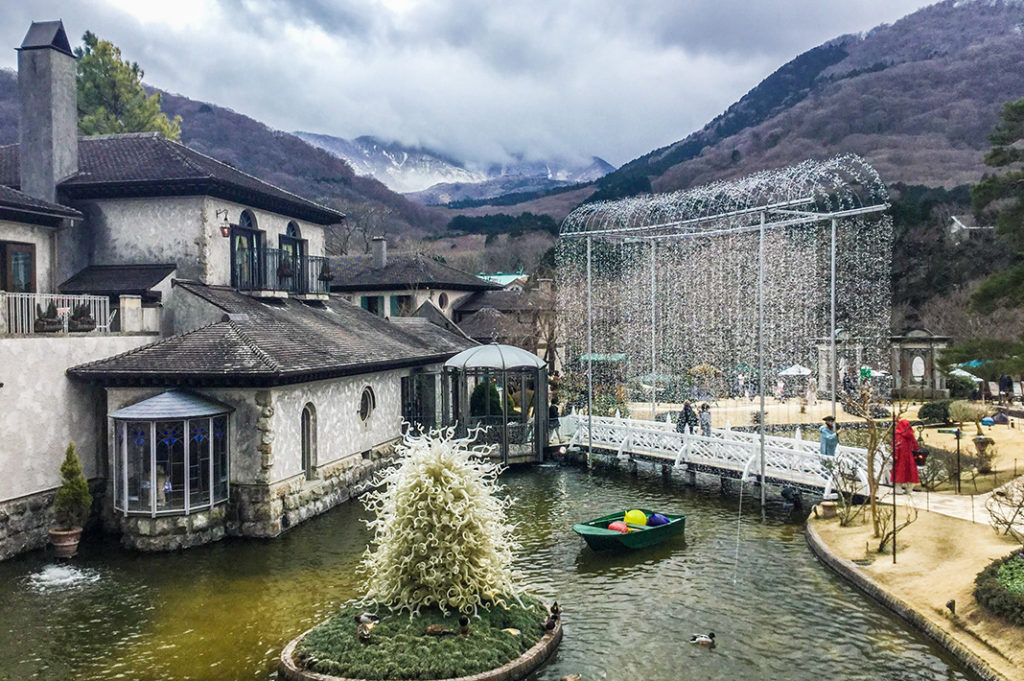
0, 465, 971, 681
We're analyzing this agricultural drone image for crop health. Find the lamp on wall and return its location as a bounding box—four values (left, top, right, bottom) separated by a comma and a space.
216, 209, 231, 237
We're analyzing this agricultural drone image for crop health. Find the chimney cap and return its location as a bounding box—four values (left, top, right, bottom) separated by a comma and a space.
18, 20, 74, 58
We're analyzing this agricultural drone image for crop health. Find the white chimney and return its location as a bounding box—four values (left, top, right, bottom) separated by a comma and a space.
17, 20, 78, 203
372, 237, 387, 269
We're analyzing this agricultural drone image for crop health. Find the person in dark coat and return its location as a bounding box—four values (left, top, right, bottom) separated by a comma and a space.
892, 418, 920, 494
548, 397, 561, 444
678, 401, 698, 435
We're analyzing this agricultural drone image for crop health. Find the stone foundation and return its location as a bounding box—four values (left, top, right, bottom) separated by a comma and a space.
0, 479, 105, 561
110, 442, 396, 552
231, 442, 395, 537
116, 505, 229, 552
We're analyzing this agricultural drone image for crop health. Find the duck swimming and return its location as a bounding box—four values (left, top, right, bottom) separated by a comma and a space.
690, 632, 715, 647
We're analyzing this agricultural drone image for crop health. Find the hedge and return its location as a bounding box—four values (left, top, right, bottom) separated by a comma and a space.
974, 551, 1024, 627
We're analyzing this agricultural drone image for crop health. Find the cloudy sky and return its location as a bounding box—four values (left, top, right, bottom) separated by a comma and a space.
1, 0, 937, 167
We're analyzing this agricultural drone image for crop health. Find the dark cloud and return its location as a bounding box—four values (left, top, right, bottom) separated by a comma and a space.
0, 1, 936, 167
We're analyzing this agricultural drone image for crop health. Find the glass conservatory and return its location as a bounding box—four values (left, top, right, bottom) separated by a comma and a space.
110, 391, 232, 516
444, 344, 548, 464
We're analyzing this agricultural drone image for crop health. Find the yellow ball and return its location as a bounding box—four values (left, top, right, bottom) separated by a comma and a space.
624, 509, 647, 526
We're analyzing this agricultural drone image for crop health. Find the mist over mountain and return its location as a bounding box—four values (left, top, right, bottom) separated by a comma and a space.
295, 130, 614, 203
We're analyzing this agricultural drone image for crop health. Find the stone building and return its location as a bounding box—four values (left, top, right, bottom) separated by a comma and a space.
0, 20, 476, 558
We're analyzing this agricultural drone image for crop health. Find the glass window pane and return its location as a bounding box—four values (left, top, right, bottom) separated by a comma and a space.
126, 422, 151, 513
155, 421, 185, 512
213, 415, 228, 503
10, 250, 33, 292
189, 419, 211, 508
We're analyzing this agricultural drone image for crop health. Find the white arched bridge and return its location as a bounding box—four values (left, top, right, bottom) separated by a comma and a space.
560, 412, 877, 497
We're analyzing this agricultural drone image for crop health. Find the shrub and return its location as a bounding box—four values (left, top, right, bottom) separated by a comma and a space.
360, 428, 521, 615
53, 443, 92, 530
949, 400, 991, 428
917, 400, 952, 423
975, 551, 1024, 626
946, 374, 976, 399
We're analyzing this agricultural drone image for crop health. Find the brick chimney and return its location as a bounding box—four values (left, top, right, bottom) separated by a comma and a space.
371, 237, 387, 269
17, 20, 78, 203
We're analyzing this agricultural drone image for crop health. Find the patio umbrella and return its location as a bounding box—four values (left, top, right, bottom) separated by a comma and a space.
950, 368, 983, 383
779, 364, 812, 377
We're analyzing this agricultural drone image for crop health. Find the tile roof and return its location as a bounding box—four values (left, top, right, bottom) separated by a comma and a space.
0, 133, 344, 225
329, 253, 500, 292
0, 183, 82, 224
456, 307, 533, 343
68, 282, 477, 386
60, 263, 176, 297
455, 289, 550, 313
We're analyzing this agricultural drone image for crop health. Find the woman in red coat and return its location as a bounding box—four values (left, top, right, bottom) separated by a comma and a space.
892, 418, 920, 493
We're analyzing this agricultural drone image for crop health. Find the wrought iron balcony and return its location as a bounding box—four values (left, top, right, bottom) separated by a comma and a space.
232, 247, 331, 297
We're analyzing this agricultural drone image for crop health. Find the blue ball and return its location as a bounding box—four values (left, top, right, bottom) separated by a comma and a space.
647, 513, 669, 526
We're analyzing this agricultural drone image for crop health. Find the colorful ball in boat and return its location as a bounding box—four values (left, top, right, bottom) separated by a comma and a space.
624, 509, 647, 526
608, 521, 629, 533
647, 513, 669, 526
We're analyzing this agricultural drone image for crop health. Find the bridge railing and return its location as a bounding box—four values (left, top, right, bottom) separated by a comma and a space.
563, 412, 878, 491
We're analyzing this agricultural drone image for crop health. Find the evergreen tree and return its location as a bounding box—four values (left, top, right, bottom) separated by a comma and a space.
75, 31, 182, 140
970, 96, 1024, 313
53, 443, 93, 530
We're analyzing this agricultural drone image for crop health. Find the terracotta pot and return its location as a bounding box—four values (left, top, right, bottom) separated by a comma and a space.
49, 527, 83, 558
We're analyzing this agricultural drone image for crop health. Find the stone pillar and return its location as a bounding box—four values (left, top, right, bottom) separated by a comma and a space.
119, 295, 142, 332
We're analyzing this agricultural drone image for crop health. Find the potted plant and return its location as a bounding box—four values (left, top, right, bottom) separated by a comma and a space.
67, 303, 96, 333
317, 261, 334, 282
49, 442, 93, 558
277, 257, 294, 279
33, 301, 63, 333
950, 400, 995, 472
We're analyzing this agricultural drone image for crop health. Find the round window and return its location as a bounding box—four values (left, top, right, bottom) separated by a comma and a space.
438, 292, 449, 309
359, 386, 376, 421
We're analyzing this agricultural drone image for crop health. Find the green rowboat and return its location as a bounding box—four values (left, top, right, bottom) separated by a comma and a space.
572, 509, 686, 551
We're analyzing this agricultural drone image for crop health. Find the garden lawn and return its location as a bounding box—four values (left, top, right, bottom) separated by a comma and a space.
294, 598, 548, 680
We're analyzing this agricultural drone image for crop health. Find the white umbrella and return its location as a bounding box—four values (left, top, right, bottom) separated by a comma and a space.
779, 364, 812, 377
950, 368, 983, 383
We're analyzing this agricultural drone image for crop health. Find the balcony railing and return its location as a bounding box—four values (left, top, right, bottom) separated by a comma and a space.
233, 248, 331, 296
2, 292, 111, 335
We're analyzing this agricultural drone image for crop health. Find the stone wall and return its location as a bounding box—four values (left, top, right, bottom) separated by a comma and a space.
0, 479, 104, 561
231, 441, 395, 539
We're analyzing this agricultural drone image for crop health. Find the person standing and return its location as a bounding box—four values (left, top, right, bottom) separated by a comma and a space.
819, 416, 841, 456
548, 397, 561, 445
892, 418, 921, 494
699, 403, 712, 437
678, 401, 698, 435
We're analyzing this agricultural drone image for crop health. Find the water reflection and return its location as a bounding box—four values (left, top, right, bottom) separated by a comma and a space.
0, 466, 971, 681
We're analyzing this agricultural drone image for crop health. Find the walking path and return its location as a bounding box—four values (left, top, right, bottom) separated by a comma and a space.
886, 486, 997, 524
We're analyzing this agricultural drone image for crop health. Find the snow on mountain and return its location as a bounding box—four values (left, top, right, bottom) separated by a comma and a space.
294, 132, 485, 194
294, 131, 615, 202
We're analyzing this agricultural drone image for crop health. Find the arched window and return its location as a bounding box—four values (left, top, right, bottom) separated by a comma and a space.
359, 386, 376, 421
239, 210, 257, 230
286, 221, 301, 239
301, 403, 317, 479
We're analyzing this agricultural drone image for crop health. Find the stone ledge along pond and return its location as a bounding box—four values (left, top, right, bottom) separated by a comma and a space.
0, 465, 972, 681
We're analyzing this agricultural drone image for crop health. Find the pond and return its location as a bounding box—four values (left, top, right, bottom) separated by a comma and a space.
0, 465, 971, 681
